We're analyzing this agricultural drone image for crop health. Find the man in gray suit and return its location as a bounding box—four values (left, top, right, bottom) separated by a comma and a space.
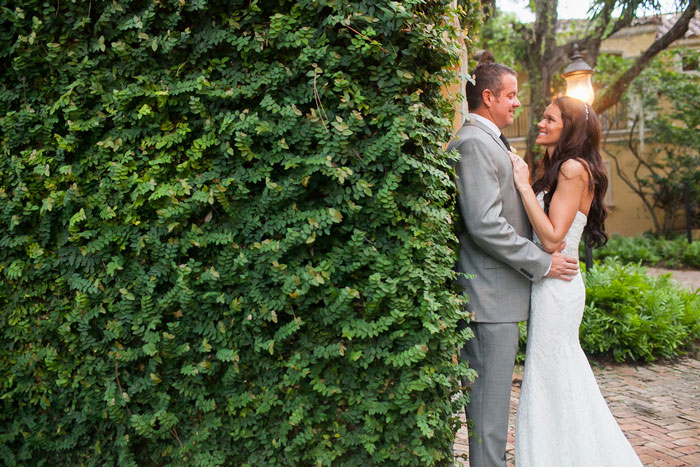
448, 62, 579, 466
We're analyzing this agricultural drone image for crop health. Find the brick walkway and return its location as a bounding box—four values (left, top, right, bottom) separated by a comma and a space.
454, 356, 700, 466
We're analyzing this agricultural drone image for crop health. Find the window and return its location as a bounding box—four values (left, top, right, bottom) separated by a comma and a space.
681, 54, 699, 72
673, 49, 700, 76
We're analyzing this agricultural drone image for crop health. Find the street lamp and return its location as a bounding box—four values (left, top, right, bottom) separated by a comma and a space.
562, 44, 595, 269
562, 44, 595, 105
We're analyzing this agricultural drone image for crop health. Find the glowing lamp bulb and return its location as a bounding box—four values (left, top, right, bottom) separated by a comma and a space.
562, 44, 595, 105
564, 71, 595, 105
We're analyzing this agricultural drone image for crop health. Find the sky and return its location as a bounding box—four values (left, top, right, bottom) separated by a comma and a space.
498, 0, 686, 23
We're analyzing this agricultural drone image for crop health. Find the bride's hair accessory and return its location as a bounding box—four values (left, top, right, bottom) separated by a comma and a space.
584, 103, 589, 122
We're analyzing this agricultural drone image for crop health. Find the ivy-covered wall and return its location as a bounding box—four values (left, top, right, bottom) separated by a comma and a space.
1, 1, 475, 465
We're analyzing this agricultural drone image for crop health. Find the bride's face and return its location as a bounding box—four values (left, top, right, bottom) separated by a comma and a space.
536, 104, 563, 155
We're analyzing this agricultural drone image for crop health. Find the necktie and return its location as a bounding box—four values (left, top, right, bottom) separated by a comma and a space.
499, 133, 511, 151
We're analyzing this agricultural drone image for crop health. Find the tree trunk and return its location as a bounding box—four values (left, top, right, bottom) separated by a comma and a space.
523, 0, 561, 169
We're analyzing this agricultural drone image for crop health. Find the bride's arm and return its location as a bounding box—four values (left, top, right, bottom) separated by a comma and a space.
509, 155, 589, 253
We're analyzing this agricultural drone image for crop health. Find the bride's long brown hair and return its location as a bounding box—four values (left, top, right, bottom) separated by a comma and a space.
532, 96, 608, 247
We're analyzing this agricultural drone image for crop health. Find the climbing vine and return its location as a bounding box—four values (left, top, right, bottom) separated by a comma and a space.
0, 0, 481, 464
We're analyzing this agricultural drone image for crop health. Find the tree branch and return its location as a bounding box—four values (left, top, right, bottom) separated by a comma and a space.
594, 5, 698, 114
582, 0, 619, 66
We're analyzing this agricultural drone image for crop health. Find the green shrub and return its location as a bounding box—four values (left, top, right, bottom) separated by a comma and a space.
516, 321, 527, 365
590, 234, 700, 269
581, 258, 700, 362
517, 258, 699, 363
0, 1, 477, 465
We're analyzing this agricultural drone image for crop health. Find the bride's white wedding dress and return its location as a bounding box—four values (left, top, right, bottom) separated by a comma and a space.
515, 194, 642, 466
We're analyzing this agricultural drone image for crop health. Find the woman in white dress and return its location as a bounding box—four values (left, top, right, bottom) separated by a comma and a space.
508, 96, 642, 466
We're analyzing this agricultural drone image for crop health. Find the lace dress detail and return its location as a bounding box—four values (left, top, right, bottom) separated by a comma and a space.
515, 193, 642, 467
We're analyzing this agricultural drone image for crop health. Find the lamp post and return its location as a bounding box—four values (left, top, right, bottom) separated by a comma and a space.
562, 44, 595, 105
562, 44, 595, 269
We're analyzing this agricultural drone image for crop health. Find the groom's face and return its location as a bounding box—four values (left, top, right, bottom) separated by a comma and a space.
486, 73, 520, 130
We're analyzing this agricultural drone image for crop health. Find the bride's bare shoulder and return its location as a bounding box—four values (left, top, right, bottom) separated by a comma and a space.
559, 158, 590, 183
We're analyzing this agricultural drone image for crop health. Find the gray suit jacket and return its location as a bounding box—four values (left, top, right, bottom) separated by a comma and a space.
448, 118, 551, 323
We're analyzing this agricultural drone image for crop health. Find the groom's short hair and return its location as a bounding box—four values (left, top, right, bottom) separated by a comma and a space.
466, 63, 517, 112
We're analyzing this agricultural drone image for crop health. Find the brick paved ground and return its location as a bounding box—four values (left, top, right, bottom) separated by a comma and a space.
454, 356, 700, 466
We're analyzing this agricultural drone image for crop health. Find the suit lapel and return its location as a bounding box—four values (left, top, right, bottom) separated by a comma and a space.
464, 118, 509, 154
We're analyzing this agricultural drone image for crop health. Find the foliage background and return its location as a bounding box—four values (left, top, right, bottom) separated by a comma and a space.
517, 256, 700, 364
581, 257, 700, 362
598, 48, 700, 237
592, 234, 700, 269
0, 1, 480, 464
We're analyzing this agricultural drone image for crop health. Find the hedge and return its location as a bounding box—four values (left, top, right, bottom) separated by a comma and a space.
0, 1, 478, 465
581, 258, 700, 362
517, 257, 700, 364
590, 234, 700, 269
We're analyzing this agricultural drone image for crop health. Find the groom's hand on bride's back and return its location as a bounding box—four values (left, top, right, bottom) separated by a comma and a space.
546, 241, 579, 281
